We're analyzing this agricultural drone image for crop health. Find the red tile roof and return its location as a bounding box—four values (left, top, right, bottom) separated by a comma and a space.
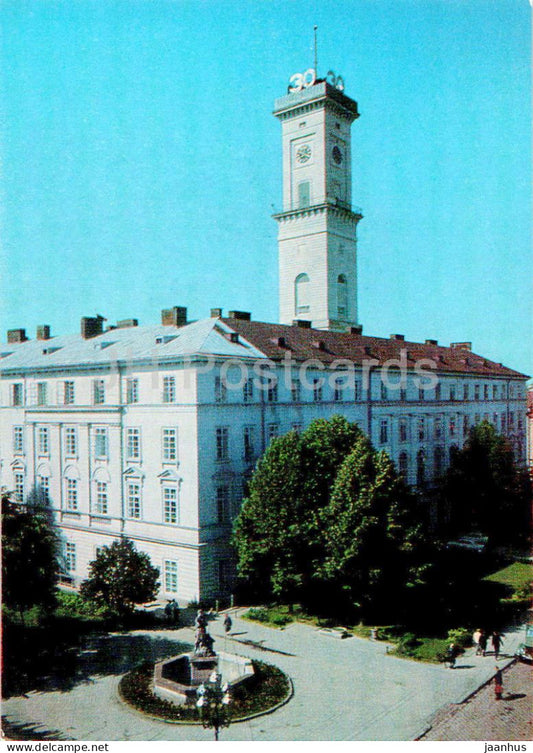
222, 319, 528, 378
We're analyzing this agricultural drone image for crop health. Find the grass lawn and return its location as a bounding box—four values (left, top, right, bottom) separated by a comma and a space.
483, 562, 532, 591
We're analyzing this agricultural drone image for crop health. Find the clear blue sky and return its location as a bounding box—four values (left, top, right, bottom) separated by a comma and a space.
1, 0, 531, 374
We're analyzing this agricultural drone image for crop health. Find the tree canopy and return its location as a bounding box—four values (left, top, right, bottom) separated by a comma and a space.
441, 421, 531, 544
232, 416, 426, 618
2, 491, 59, 618
80, 538, 160, 616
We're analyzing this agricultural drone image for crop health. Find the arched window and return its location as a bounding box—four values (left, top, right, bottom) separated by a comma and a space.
398, 451, 408, 479
416, 449, 426, 487
337, 274, 348, 318
295, 273, 310, 314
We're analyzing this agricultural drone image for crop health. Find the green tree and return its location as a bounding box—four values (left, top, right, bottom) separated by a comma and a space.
80, 538, 159, 617
441, 421, 530, 544
2, 491, 59, 620
320, 438, 427, 618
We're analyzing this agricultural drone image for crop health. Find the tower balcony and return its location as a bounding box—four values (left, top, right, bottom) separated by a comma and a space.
272, 198, 363, 222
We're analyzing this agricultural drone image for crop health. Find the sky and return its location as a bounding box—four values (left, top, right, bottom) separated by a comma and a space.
1, 0, 531, 375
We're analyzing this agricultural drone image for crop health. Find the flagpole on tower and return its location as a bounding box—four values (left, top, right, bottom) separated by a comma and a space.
313, 25, 318, 75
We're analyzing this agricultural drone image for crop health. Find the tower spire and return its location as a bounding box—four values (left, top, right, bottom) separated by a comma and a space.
313, 25, 318, 74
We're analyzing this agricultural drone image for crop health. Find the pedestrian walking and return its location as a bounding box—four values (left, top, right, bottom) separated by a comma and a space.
223, 613, 232, 634
446, 642, 460, 669
473, 628, 482, 655
492, 631, 504, 660
493, 666, 503, 700
478, 630, 488, 657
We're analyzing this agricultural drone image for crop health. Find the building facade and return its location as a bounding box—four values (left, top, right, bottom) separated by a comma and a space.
0, 69, 528, 603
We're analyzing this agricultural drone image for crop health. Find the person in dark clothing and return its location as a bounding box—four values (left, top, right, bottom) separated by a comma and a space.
446, 643, 460, 668
478, 630, 488, 657
223, 613, 232, 634
491, 631, 504, 659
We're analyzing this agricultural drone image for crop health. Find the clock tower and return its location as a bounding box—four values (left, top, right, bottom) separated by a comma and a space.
273, 71, 362, 331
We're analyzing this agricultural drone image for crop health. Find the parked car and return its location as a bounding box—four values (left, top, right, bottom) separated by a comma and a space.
515, 619, 533, 664
447, 533, 488, 553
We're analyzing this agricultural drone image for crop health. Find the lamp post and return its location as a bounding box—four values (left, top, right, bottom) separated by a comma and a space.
196, 670, 231, 741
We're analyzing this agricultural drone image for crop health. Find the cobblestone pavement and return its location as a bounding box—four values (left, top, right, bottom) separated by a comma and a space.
420, 660, 532, 741
1, 612, 528, 741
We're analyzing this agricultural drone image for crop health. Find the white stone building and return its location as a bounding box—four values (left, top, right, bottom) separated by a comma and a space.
0, 71, 528, 603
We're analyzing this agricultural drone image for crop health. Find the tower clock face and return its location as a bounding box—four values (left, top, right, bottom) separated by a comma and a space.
296, 144, 312, 164
332, 145, 343, 164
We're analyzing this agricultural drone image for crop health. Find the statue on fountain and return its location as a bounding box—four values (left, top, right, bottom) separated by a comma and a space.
194, 609, 216, 657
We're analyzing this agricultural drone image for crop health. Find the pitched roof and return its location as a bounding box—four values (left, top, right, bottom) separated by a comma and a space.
221, 319, 528, 379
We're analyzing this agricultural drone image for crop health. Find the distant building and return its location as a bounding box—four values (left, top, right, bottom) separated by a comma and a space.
0, 69, 528, 603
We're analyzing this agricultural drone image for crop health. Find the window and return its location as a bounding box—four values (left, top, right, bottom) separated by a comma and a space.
418, 387, 425, 401
435, 383, 441, 400
219, 560, 231, 591
162, 428, 178, 461
216, 427, 229, 461
243, 426, 254, 462
291, 379, 301, 402
484, 385, 489, 400
398, 452, 408, 478
399, 418, 408, 443
65, 543, 76, 572
313, 378, 323, 402
354, 381, 361, 401
381, 381, 388, 400
13, 426, 24, 454
164, 560, 178, 593
337, 274, 348, 318
163, 487, 179, 524
501, 414, 506, 432
126, 378, 139, 404
493, 412, 498, 426
295, 273, 310, 314
298, 180, 310, 208
12, 383, 23, 406
399, 386, 407, 401
14, 473, 24, 503
417, 417, 425, 442
449, 385, 456, 401
37, 475, 49, 500
267, 381, 278, 403
93, 379, 105, 405
267, 423, 279, 443
216, 486, 230, 524
492, 385, 498, 400
127, 428, 141, 459
215, 376, 227, 403
94, 482, 108, 515
474, 385, 480, 401
38, 427, 49, 455
65, 428, 77, 456
292, 423, 303, 433
434, 417, 442, 440
334, 378, 343, 402
64, 381, 75, 405
37, 382, 48, 405
163, 376, 176, 403
416, 450, 425, 486
127, 482, 141, 519
463, 415, 470, 435
243, 378, 254, 403
434, 447, 444, 476
66, 479, 78, 511
379, 418, 388, 444
94, 428, 108, 458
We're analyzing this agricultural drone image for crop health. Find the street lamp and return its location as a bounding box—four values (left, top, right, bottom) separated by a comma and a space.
196, 670, 231, 741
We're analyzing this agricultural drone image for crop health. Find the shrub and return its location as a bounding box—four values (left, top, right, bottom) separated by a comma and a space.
246, 607, 269, 623
447, 627, 471, 648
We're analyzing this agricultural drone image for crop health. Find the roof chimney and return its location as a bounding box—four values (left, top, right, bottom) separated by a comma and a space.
81, 316, 105, 339
451, 342, 472, 351
117, 318, 138, 329
293, 319, 312, 329
313, 339, 326, 351
161, 307, 187, 327
210, 308, 223, 318
425, 339, 438, 346
390, 334, 405, 341
271, 336, 288, 348
7, 328, 27, 343
228, 310, 251, 321
36, 325, 51, 341
350, 325, 363, 335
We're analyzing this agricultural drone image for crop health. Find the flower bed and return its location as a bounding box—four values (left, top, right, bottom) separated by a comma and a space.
119, 659, 291, 723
